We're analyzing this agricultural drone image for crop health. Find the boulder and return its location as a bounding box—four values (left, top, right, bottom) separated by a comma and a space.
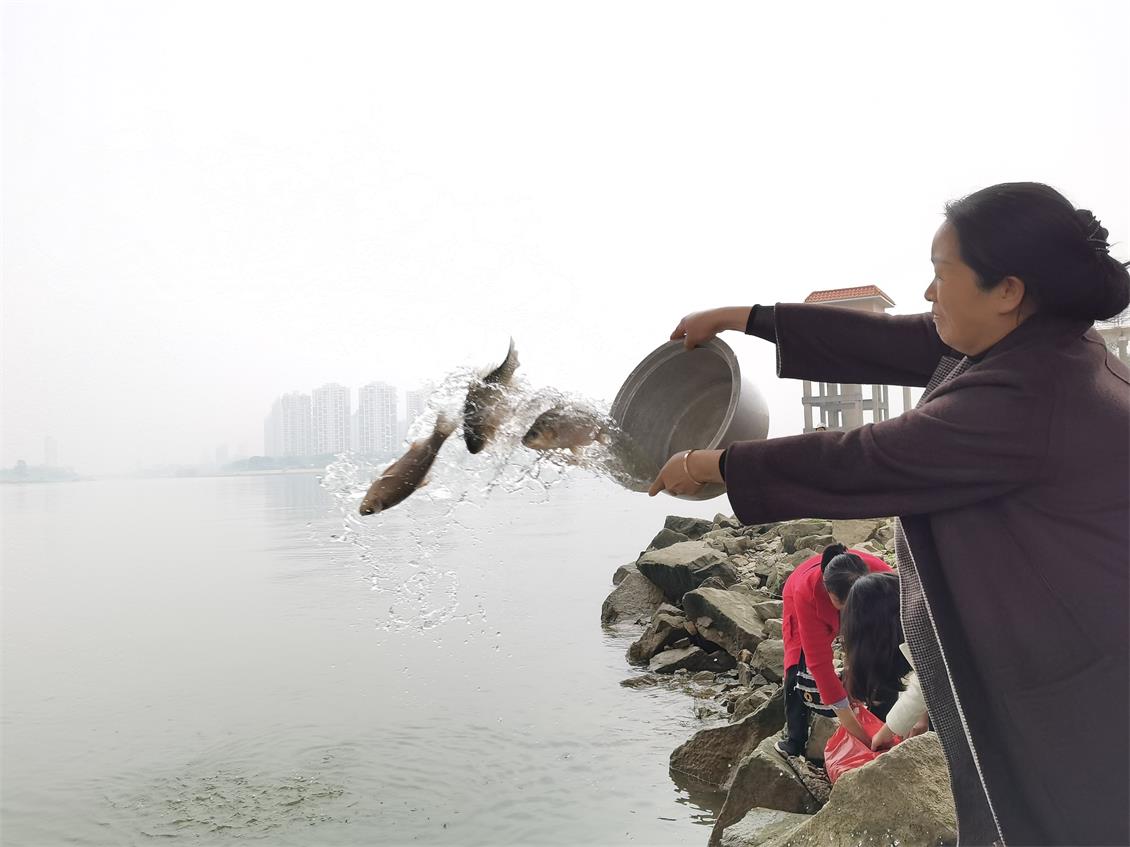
766, 549, 819, 596
664, 515, 714, 540
731, 684, 780, 720
626, 609, 688, 665
794, 533, 837, 554
866, 521, 895, 547
648, 527, 690, 550
760, 732, 956, 847
828, 518, 886, 548
714, 513, 743, 530
764, 618, 783, 639
751, 639, 785, 682
710, 736, 823, 843
720, 808, 813, 847
601, 566, 664, 625
682, 588, 772, 656
805, 715, 838, 762
636, 542, 739, 604
620, 674, 660, 689
669, 687, 785, 789
778, 520, 833, 553
612, 562, 634, 585
649, 645, 737, 674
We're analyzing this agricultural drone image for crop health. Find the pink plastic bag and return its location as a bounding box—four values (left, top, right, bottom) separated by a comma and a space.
824, 705, 902, 784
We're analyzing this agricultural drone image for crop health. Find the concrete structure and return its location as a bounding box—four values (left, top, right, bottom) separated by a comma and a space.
357, 382, 398, 455
264, 391, 313, 457
312, 383, 350, 455
800, 285, 912, 431
1097, 309, 1129, 366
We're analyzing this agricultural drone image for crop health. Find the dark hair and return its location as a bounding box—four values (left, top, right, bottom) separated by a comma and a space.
944, 182, 1129, 322
822, 550, 868, 604
820, 542, 847, 571
841, 572, 911, 708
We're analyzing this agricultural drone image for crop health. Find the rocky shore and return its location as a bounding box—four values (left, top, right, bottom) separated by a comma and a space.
603, 514, 958, 847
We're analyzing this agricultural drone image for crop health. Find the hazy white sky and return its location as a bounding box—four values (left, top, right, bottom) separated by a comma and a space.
3, 0, 1128, 473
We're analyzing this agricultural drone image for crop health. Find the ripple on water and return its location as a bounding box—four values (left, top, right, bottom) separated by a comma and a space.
109, 769, 352, 839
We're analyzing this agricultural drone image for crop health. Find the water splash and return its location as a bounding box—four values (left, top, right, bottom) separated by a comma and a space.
320, 366, 651, 634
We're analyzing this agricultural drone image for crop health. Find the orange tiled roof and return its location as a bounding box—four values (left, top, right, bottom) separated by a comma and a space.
804, 285, 895, 305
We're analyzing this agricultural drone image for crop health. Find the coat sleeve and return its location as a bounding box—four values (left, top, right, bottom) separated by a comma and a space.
797, 596, 848, 706
885, 669, 928, 737
725, 366, 1050, 525
773, 303, 951, 388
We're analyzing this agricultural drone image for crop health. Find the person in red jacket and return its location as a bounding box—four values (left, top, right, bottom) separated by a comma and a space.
776, 543, 891, 757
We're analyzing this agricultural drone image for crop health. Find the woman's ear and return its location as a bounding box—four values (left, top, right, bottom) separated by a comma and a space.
996, 275, 1028, 316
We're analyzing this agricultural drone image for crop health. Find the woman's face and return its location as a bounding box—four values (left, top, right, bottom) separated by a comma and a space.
925, 222, 1021, 356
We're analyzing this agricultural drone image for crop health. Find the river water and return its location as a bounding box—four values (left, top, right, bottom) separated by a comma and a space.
1, 472, 731, 846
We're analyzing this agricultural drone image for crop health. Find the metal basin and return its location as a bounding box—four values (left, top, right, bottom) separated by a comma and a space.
610, 338, 770, 500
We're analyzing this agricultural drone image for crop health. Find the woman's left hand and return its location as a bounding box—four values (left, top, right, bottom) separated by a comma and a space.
648, 449, 724, 497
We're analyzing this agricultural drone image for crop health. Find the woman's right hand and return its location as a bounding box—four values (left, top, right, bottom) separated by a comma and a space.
870, 723, 896, 751
670, 307, 752, 350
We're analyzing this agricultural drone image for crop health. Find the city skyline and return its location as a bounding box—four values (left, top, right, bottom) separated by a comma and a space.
261, 381, 432, 460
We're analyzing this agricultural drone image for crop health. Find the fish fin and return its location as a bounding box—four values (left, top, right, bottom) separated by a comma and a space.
419, 476, 430, 488
570, 445, 583, 457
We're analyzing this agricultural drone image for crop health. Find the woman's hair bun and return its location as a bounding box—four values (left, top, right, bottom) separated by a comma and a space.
1075, 208, 1111, 251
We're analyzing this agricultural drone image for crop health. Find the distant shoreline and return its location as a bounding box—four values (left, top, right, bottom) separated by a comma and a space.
1, 467, 327, 484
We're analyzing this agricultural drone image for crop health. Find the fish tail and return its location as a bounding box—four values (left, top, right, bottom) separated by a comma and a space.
486, 337, 519, 385
434, 413, 457, 439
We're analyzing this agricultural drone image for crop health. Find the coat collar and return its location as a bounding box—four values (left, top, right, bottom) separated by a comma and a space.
970, 312, 1092, 364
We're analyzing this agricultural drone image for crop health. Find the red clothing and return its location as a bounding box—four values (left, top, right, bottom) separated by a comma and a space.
781, 549, 891, 705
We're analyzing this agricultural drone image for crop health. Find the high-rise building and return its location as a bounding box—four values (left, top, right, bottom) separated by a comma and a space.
264, 392, 313, 457
405, 386, 431, 429
357, 382, 398, 455
313, 383, 351, 455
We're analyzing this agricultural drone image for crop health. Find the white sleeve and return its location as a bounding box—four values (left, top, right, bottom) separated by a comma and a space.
885, 669, 928, 737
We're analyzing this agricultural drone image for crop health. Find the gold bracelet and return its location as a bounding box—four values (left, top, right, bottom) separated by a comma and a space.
683, 449, 706, 486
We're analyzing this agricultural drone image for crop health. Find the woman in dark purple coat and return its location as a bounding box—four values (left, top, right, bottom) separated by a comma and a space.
649, 183, 1129, 846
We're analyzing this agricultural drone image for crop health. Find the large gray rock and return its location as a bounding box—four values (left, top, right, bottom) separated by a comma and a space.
866, 520, 895, 547
761, 732, 956, 847
764, 618, 783, 639
682, 587, 775, 657
831, 518, 887, 548
794, 533, 836, 554
720, 808, 813, 847
649, 645, 737, 674
714, 513, 742, 530
626, 610, 688, 665
710, 736, 822, 843
669, 687, 785, 789
751, 639, 785, 683
731, 684, 779, 720
601, 566, 664, 625
766, 549, 819, 596
778, 520, 833, 553
648, 527, 690, 550
805, 715, 838, 762
664, 515, 714, 539
636, 542, 739, 604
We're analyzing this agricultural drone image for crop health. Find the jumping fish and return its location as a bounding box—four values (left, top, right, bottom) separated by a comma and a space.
522, 405, 610, 452
359, 415, 456, 515
462, 338, 520, 454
